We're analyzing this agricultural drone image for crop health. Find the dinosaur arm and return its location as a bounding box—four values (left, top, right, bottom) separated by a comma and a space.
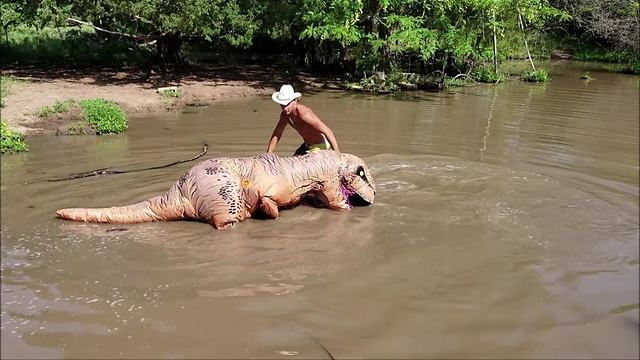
259, 196, 279, 218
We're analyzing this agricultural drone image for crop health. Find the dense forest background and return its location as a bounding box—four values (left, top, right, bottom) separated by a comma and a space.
1, 0, 638, 79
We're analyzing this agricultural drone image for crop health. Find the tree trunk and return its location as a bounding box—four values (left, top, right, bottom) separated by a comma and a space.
492, 11, 498, 74
155, 32, 183, 73
517, 8, 536, 71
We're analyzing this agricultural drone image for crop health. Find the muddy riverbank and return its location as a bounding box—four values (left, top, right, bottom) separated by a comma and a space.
0, 65, 342, 136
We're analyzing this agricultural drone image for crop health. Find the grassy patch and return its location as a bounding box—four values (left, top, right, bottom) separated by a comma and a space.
79, 99, 128, 134
1, 75, 21, 108
159, 88, 182, 98
1, 121, 28, 153
1, 26, 151, 67
37, 99, 78, 117
35, 98, 127, 135
522, 69, 549, 82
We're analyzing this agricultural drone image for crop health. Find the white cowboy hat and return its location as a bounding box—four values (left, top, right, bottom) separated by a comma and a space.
272, 84, 302, 105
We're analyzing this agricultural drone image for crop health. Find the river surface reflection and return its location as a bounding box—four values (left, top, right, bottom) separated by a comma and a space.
1, 61, 638, 358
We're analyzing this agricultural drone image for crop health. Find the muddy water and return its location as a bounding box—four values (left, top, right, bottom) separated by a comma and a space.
1, 61, 638, 358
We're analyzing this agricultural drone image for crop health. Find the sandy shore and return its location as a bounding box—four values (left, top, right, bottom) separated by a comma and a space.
1, 65, 341, 135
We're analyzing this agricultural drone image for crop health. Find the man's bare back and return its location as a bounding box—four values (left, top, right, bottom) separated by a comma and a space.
283, 103, 330, 146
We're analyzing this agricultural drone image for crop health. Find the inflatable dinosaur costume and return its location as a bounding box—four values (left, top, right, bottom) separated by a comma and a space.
56, 151, 376, 230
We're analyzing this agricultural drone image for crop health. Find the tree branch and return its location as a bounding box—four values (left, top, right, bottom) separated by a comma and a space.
67, 17, 161, 43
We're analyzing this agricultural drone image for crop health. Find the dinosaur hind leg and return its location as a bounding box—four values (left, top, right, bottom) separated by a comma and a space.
190, 170, 247, 230
259, 196, 279, 218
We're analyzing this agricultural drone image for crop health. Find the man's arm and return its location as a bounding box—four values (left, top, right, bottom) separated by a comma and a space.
318, 125, 340, 152
299, 107, 341, 152
266, 114, 288, 153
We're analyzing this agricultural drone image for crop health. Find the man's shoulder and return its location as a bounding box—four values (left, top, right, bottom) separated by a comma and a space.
297, 103, 318, 119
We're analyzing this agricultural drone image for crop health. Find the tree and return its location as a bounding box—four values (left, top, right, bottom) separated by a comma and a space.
556, 0, 639, 57
11, 0, 262, 70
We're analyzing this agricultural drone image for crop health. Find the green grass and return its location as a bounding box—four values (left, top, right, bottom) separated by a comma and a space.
443, 76, 469, 88
36, 98, 128, 135
1, 121, 28, 153
1, 75, 21, 108
37, 99, 78, 117
79, 99, 128, 134
159, 88, 182, 98
1, 26, 151, 67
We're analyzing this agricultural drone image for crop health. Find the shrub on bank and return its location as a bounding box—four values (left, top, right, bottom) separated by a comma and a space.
523, 69, 549, 82
622, 62, 640, 75
471, 67, 503, 83
79, 99, 128, 134
35, 98, 128, 135
1, 121, 28, 153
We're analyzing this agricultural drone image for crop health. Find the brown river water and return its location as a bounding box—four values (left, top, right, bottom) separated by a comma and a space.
1, 62, 638, 358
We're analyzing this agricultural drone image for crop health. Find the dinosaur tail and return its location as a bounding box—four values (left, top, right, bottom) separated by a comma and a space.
56, 186, 191, 224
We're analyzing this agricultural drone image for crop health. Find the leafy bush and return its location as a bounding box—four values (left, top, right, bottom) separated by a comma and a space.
622, 62, 640, 75
522, 69, 549, 82
443, 76, 468, 88
471, 67, 502, 83
80, 99, 128, 134
1, 121, 28, 153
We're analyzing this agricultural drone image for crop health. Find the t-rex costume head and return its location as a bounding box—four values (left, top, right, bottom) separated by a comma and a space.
56, 151, 376, 230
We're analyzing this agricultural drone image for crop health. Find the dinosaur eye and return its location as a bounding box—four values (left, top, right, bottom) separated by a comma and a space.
356, 166, 366, 180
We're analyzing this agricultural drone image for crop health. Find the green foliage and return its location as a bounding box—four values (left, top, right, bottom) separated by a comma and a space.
159, 88, 181, 98
1, 26, 150, 67
622, 62, 640, 75
2, 0, 260, 69
1, 75, 22, 107
1, 121, 28, 153
300, 0, 363, 45
79, 99, 127, 134
522, 69, 549, 82
37, 106, 55, 118
471, 66, 502, 83
443, 76, 469, 88
53, 99, 77, 112
296, 0, 570, 76
2, 0, 637, 82
573, 48, 635, 63
37, 99, 77, 117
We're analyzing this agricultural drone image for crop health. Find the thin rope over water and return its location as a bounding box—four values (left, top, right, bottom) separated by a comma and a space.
28, 143, 208, 183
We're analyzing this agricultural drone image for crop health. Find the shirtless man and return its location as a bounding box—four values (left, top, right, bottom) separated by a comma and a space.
267, 84, 340, 156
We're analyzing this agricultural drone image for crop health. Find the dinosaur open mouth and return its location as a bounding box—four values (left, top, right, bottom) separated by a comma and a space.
348, 192, 372, 206
340, 181, 372, 208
